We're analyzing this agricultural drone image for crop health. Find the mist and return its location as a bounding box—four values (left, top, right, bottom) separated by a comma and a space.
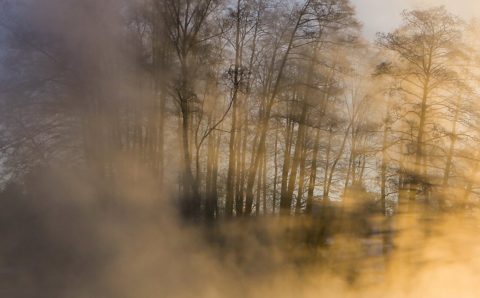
1, 0, 480, 297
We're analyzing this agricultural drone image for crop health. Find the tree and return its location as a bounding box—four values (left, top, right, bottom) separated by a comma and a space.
377, 7, 464, 204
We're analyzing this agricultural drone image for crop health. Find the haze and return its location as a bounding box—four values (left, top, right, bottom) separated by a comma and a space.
353, 0, 480, 39
2, 0, 480, 297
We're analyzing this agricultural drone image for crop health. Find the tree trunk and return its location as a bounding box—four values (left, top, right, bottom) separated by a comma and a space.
306, 128, 320, 213
244, 3, 310, 215
295, 129, 308, 214
413, 70, 431, 202
225, 0, 243, 217
443, 96, 461, 186
322, 127, 333, 204
280, 119, 294, 209
273, 129, 279, 214
281, 103, 307, 213
380, 118, 389, 215
262, 148, 268, 214
180, 98, 200, 216
325, 124, 351, 199
256, 152, 263, 216
205, 128, 216, 220
235, 104, 248, 216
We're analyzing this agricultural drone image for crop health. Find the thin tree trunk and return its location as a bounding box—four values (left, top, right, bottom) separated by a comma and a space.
273, 129, 279, 214
262, 148, 268, 214
380, 117, 390, 215
295, 129, 308, 214
323, 127, 333, 204
463, 154, 479, 202
443, 96, 461, 186
236, 104, 248, 216
256, 152, 264, 216
212, 134, 221, 217
325, 124, 352, 198
234, 98, 244, 216
205, 127, 216, 220
344, 150, 353, 191
282, 103, 307, 213
306, 128, 320, 213
280, 119, 294, 208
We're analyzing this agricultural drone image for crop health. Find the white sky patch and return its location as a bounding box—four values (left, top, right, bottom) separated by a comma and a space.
351, 0, 480, 40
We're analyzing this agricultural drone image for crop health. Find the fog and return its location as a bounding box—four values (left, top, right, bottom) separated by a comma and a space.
1, 0, 480, 297
353, 0, 480, 39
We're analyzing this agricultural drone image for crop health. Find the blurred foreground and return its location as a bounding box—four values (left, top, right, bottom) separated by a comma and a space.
1, 168, 479, 298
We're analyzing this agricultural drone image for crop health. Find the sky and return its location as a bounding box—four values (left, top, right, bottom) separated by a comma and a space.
351, 0, 480, 40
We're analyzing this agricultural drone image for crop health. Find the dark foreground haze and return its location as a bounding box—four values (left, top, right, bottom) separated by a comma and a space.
1, 0, 480, 297
2, 167, 480, 298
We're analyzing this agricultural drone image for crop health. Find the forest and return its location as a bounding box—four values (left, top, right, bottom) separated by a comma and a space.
2, 0, 480, 297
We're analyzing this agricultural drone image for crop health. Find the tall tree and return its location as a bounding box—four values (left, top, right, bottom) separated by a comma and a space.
377, 7, 463, 203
